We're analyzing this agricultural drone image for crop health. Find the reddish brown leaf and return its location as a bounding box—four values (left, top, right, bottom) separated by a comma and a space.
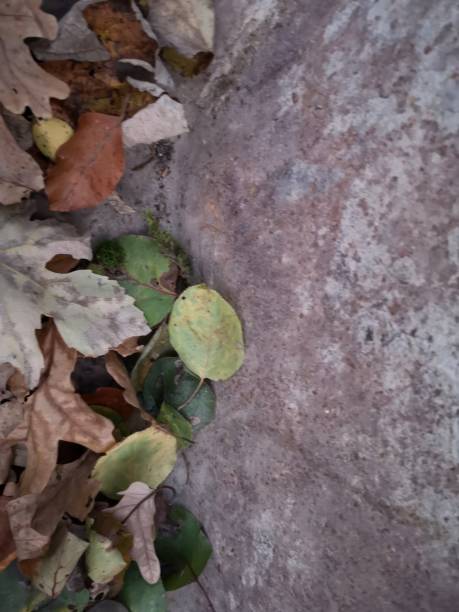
83, 387, 134, 420
0, 496, 16, 571
46, 112, 124, 212
19, 322, 115, 494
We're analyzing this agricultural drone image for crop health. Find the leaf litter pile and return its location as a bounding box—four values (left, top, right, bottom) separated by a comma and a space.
0, 1, 242, 611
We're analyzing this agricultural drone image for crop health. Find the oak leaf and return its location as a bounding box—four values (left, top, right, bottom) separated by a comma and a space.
7, 453, 99, 560
0, 116, 44, 206
0, 0, 69, 117
0, 207, 149, 387
46, 112, 124, 211
18, 323, 115, 494
106, 482, 160, 584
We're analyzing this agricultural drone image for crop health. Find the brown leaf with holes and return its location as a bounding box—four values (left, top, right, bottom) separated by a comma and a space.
84, 1, 158, 61
19, 322, 115, 494
8, 453, 99, 561
0, 0, 69, 117
46, 112, 124, 212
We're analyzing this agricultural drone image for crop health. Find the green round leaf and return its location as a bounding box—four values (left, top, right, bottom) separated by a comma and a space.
143, 357, 215, 432
95, 235, 177, 327
155, 504, 212, 591
131, 323, 173, 392
119, 564, 166, 612
168, 285, 244, 380
92, 426, 177, 498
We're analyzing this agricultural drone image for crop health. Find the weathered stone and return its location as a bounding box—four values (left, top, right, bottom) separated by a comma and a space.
80, 1, 459, 610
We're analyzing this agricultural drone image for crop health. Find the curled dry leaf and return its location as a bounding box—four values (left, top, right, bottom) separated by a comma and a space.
105, 352, 142, 411
18, 323, 115, 495
7, 453, 99, 561
0, 0, 69, 117
0, 116, 44, 206
0, 206, 149, 387
148, 0, 215, 56
46, 112, 124, 212
106, 482, 160, 584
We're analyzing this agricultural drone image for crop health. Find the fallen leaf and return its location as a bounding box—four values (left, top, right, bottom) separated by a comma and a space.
95, 235, 178, 326
18, 323, 115, 494
148, 0, 215, 56
39, 588, 90, 611
0, 0, 69, 116
46, 112, 124, 211
120, 564, 166, 612
84, 1, 158, 61
83, 388, 134, 421
119, 59, 165, 97
131, 323, 172, 391
31, 0, 111, 62
0, 206, 150, 387
155, 504, 212, 591
105, 351, 142, 411
106, 482, 160, 584
7, 453, 99, 561
0, 115, 44, 205
0, 497, 16, 570
32, 118, 74, 161
169, 285, 245, 380
31, 525, 88, 597
86, 529, 127, 584
157, 403, 192, 449
122, 95, 189, 147
142, 356, 215, 432
93, 426, 177, 498
42, 60, 155, 120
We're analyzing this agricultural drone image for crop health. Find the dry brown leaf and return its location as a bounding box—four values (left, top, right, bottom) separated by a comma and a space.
105, 482, 160, 584
0, 115, 44, 205
0, 0, 69, 117
45, 254, 80, 274
42, 60, 154, 121
105, 352, 141, 410
114, 336, 143, 357
19, 322, 115, 494
0, 496, 16, 570
8, 453, 99, 560
46, 112, 124, 212
84, 1, 158, 61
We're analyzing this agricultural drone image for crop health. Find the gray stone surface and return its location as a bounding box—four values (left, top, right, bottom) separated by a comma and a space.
81, 1, 459, 610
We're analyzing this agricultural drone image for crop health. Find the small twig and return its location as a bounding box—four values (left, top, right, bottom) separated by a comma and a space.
184, 558, 217, 612
121, 490, 156, 524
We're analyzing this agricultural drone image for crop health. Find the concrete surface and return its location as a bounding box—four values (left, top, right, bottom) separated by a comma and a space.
78, 1, 459, 610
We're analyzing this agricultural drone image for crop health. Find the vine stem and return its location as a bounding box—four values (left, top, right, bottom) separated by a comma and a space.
121, 490, 156, 524
177, 378, 205, 412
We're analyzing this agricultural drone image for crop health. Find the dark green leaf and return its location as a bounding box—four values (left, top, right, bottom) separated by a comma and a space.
142, 357, 215, 432
40, 588, 90, 611
119, 564, 166, 612
155, 504, 212, 591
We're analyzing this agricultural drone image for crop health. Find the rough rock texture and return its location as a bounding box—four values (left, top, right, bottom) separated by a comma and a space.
80, 1, 459, 610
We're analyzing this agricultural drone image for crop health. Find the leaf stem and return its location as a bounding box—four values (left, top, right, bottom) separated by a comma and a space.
176, 378, 205, 412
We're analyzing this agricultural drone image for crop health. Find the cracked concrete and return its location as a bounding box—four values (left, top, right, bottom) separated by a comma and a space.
79, 0, 459, 610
